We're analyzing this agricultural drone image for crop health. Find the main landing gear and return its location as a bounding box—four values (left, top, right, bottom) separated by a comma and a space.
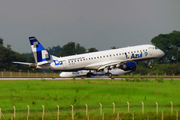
104, 67, 113, 78
105, 72, 112, 78
86, 70, 94, 78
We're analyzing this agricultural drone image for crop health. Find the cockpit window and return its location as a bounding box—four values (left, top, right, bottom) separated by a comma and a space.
155, 47, 158, 49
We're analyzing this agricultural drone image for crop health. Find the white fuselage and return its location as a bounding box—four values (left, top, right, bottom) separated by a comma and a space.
37, 44, 164, 71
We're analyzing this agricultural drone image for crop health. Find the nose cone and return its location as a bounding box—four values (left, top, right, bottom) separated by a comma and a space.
158, 49, 165, 58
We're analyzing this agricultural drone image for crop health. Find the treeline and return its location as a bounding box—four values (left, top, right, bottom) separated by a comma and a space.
0, 38, 34, 71
0, 30, 180, 74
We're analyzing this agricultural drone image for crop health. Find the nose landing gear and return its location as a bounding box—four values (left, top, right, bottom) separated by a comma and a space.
148, 60, 153, 68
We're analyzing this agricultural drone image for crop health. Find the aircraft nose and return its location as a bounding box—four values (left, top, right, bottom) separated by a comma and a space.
159, 50, 165, 57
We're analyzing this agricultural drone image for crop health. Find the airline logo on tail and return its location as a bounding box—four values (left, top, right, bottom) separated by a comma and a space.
29, 37, 51, 64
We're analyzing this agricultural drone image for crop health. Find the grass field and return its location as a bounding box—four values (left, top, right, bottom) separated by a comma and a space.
0, 78, 180, 119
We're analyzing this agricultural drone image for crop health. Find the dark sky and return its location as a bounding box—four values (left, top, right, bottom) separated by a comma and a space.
0, 0, 180, 53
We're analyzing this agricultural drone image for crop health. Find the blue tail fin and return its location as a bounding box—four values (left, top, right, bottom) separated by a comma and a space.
29, 36, 51, 65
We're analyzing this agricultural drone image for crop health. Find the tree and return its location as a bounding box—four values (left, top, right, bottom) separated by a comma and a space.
0, 37, 3, 45
46, 45, 61, 56
75, 43, 86, 54
58, 42, 76, 57
111, 46, 117, 49
58, 42, 87, 57
151, 30, 180, 63
87, 47, 98, 53
7, 44, 11, 50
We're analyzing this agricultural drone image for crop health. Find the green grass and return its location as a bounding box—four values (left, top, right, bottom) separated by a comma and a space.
0, 79, 180, 119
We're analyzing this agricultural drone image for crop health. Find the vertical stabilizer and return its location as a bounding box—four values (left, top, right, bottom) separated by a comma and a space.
29, 36, 51, 65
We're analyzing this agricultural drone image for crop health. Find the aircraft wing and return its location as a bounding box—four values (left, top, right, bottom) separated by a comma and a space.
97, 59, 136, 71
97, 61, 123, 71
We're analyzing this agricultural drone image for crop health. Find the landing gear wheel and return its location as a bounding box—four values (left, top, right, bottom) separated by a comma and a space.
108, 73, 112, 78
105, 72, 112, 78
87, 73, 93, 78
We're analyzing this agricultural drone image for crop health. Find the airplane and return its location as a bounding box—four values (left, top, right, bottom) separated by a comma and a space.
60, 68, 131, 77
13, 36, 164, 77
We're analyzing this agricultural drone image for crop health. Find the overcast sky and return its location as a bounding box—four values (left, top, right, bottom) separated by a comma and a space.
0, 0, 180, 53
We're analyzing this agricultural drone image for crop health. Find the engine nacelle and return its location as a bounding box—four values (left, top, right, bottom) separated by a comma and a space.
119, 61, 137, 71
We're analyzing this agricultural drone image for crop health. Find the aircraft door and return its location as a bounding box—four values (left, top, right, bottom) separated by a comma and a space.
149, 47, 153, 56
63, 60, 67, 69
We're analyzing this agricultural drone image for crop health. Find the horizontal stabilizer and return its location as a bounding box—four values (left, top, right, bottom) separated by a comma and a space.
13, 62, 37, 68
13, 62, 33, 65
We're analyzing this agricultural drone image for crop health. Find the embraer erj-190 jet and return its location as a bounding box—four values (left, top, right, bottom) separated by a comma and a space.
13, 36, 164, 77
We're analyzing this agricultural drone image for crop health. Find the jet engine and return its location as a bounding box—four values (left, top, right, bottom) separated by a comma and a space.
119, 61, 137, 71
